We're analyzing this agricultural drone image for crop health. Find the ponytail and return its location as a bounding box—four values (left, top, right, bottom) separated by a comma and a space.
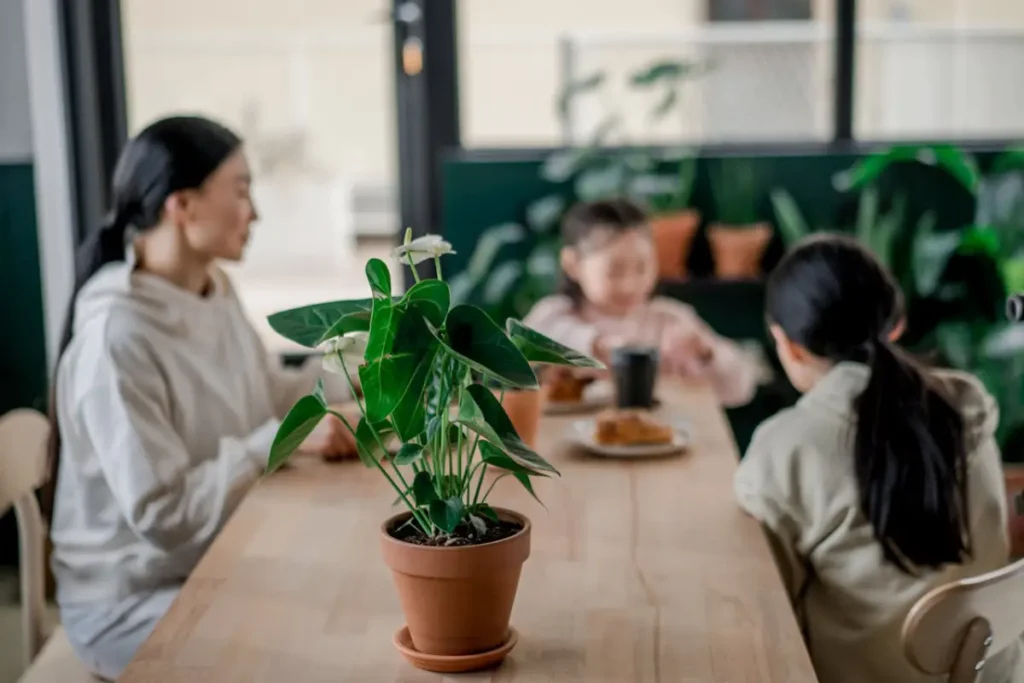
767, 234, 972, 576
41, 115, 242, 524
42, 210, 132, 522
854, 339, 970, 573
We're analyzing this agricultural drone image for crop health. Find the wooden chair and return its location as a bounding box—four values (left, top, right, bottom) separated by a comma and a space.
903, 557, 1024, 683
0, 409, 98, 682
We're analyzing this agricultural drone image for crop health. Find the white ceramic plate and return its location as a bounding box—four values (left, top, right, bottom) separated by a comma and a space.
568, 417, 691, 458
545, 380, 615, 415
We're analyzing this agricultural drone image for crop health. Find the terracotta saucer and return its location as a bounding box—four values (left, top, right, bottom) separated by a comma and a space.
393, 626, 519, 673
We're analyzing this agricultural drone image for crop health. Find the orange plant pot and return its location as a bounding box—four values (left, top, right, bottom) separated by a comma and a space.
707, 222, 773, 279
380, 508, 531, 658
1005, 464, 1024, 560
650, 210, 701, 279
496, 389, 545, 449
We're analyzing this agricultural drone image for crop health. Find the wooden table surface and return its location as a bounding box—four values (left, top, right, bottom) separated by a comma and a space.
121, 380, 819, 682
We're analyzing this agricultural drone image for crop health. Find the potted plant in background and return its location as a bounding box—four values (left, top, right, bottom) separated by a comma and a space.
263, 231, 601, 672
707, 158, 773, 279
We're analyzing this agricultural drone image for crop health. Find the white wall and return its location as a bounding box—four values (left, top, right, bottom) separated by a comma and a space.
0, 0, 32, 161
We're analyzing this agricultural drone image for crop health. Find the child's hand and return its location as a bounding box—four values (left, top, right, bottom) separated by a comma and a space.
660, 326, 715, 378
301, 409, 358, 460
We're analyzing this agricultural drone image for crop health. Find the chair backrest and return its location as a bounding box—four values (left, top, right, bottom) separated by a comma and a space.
902, 557, 1024, 683
0, 409, 51, 669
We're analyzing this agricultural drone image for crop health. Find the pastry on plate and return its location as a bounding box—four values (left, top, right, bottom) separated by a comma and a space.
546, 372, 595, 403
594, 409, 674, 446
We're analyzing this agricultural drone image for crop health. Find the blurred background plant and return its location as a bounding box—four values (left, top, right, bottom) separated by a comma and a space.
449, 56, 706, 322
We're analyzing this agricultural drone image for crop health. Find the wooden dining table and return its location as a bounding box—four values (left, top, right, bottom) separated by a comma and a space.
120, 379, 819, 682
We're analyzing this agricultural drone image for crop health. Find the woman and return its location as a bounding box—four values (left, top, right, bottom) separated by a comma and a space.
47, 115, 355, 680
735, 234, 1021, 682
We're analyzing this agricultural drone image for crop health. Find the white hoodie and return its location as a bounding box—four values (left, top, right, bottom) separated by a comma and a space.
50, 260, 346, 605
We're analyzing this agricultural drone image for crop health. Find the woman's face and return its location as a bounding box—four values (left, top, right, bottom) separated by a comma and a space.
180, 150, 257, 262
562, 226, 657, 317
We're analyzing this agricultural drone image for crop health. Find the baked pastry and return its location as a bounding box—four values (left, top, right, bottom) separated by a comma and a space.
594, 409, 674, 446
546, 373, 594, 403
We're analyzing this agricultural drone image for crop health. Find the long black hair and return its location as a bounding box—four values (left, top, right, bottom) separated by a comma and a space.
557, 198, 649, 306
42, 115, 242, 521
766, 234, 971, 574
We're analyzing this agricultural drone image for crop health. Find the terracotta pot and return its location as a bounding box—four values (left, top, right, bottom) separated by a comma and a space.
707, 222, 773, 279
1005, 464, 1024, 560
498, 389, 545, 448
380, 508, 531, 657
650, 210, 701, 279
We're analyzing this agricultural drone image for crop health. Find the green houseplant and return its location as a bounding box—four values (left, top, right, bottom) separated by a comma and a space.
707, 158, 773, 279
264, 230, 601, 668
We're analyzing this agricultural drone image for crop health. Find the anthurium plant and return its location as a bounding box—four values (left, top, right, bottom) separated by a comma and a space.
264, 230, 601, 539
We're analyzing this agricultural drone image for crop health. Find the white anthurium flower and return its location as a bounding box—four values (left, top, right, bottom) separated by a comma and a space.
392, 234, 456, 265
321, 332, 369, 374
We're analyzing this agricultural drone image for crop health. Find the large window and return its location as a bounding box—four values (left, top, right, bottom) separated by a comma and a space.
120, 0, 401, 350
856, 0, 1024, 139
458, 0, 833, 147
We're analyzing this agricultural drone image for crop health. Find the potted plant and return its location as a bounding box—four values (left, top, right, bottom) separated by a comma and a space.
708, 158, 773, 279
264, 230, 601, 671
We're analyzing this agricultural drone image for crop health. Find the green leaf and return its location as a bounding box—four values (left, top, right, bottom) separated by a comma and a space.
483, 262, 524, 306
505, 319, 602, 368
835, 145, 979, 195
770, 188, 811, 246
267, 393, 327, 473
475, 504, 500, 523
648, 89, 678, 120
393, 443, 425, 466
992, 147, 1024, 175
365, 297, 398, 361
912, 227, 961, 298
412, 471, 438, 507
469, 514, 488, 536
513, 471, 545, 508
854, 186, 880, 247
426, 353, 459, 437
439, 305, 537, 388
402, 280, 450, 329
525, 195, 566, 234
457, 384, 559, 475
359, 353, 418, 422
390, 345, 440, 441
429, 496, 466, 534
630, 59, 695, 86
267, 298, 379, 348
478, 440, 546, 477
366, 258, 392, 298
556, 71, 605, 119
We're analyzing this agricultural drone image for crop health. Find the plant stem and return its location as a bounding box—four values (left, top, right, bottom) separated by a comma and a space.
329, 409, 430, 533
335, 358, 413, 495
479, 470, 509, 506
406, 252, 421, 283
472, 464, 489, 507
434, 256, 443, 282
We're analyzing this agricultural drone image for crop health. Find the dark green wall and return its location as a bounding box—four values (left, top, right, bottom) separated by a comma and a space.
442, 149, 983, 282
0, 162, 48, 566
0, 163, 48, 414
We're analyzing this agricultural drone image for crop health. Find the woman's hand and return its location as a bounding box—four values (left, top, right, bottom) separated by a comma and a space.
300, 408, 359, 460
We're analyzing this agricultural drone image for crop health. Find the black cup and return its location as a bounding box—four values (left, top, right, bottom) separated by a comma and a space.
611, 346, 659, 408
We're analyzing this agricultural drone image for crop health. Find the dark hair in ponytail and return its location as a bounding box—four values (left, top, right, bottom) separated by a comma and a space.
557, 198, 649, 307
766, 234, 971, 574
42, 115, 242, 521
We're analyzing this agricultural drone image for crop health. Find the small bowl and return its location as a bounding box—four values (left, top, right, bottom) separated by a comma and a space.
393, 625, 519, 673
